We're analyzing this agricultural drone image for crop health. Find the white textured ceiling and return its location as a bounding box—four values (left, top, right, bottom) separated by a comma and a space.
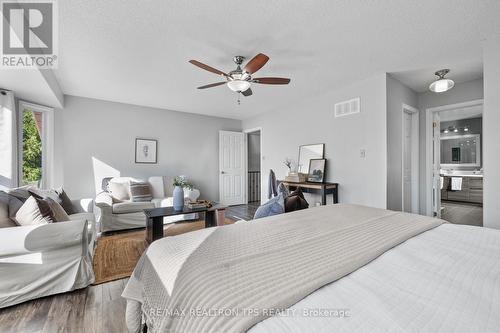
54, 0, 500, 119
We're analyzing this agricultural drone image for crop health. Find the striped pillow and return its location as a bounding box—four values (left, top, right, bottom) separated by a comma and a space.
129, 181, 152, 202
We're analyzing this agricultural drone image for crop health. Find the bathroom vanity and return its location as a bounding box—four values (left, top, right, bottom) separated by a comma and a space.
441, 172, 483, 204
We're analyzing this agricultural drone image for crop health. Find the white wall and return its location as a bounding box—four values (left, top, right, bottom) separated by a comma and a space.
242, 74, 387, 208
483, 35, 500, 229
386, 76, 418, 211
55, 95, 241, 200
417, 78, 484, 214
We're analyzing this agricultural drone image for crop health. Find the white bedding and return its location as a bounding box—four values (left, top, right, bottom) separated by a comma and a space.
250, 224, 500, 333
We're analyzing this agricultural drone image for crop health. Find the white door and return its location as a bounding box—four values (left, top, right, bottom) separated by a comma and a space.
432, 113, 441, 218
403, 112, 412, 212
219, 131, 245, 205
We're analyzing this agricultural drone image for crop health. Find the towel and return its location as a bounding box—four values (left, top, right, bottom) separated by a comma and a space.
451, 177, 462, 191
440, 177, 444, 190
267, 169, 277, 199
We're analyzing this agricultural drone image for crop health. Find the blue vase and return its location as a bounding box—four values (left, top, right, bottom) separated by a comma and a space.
173, 186, 184, 211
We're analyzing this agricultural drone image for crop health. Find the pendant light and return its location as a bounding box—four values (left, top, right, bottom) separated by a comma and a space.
429, 69, 455, 93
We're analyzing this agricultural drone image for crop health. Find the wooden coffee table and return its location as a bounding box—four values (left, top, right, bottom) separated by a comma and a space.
144, 204, 227, 243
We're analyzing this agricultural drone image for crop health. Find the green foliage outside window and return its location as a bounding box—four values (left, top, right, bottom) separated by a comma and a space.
22, 110, 42, 185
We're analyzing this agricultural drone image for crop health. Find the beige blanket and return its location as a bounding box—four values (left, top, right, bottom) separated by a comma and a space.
122, 204, 442, 333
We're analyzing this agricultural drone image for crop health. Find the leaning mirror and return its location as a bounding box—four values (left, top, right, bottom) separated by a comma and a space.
298, 144, 325, 174
440, 134, 480, 167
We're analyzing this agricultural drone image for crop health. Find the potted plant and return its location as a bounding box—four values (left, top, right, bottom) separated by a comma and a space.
172, 176, 193, 211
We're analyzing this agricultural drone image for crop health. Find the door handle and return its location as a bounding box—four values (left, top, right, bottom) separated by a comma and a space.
221, 171, 226, 174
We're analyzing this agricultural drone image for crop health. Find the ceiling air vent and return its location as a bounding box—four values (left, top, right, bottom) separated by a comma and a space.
334, 97, 360, 118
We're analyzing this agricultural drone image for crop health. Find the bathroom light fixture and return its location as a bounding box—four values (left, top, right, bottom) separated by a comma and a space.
444, 129, 449, 134
464, 127, 469, 132
453, 128, 459, 133
429, 69, 455, 93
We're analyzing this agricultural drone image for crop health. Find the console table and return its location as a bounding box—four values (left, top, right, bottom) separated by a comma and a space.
278, 181, 339, 205
143, 204, 227, 243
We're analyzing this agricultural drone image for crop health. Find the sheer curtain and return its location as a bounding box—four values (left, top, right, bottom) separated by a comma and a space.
0, 91, 17, 190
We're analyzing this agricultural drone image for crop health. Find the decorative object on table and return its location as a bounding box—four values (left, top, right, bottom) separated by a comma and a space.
298, 143, 325, 174
283, 158, 292, 174
284, 187, 309, 213
187, 200, 213, 209
267, 169, 278, 199
172, 176, 193, 211
135, 138, 157, 164
307, 159, 326, 183
285, 172, 307, 183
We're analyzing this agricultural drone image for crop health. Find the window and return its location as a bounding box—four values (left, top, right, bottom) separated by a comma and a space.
18, 101, 54, 189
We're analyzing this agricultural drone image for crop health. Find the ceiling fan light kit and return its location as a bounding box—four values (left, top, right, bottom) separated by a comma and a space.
189, 53, 291, 104
429, 69, 455, 93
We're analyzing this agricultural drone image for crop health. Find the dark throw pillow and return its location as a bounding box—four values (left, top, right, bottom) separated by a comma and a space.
284, 187, 309, 213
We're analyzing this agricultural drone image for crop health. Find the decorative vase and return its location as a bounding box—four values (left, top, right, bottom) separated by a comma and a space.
173, 186, 184, 211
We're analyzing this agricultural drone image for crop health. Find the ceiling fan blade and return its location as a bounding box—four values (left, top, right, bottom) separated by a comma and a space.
243, 53, 269, 74
253, 77, 291, 85
197, 82, 227, 89
241, 88, 253, 97
189, 60, 228, 77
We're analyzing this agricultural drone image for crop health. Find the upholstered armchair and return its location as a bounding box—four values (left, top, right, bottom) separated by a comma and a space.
95, 176, 200, 232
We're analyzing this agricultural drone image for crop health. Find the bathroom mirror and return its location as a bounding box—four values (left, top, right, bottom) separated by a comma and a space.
298, 143, 325, 174
440, 134, 480, 167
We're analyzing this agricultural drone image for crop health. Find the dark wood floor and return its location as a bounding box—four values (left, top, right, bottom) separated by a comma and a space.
226, 201, 260, 221
0, 278, 128, 333
0, 203, 261, 332
441, 200, 483, 227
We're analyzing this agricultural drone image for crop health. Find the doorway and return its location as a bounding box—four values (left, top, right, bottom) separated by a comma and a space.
402, 104, 419, 213
425, 100, 484, 226
244, 128, 262, 205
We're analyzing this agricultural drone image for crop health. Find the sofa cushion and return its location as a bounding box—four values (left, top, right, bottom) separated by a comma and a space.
129, 181, 152, 202
0, 191, 24, 223
15, 196, 51, 226
109, 179, 131, 201
112, 201, 155, 214
254, 193, 285, 219
34, 196, 70, 222
0, 198, 16, 228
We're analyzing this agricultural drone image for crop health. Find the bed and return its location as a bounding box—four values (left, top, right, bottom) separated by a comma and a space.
122, 204, 500, 333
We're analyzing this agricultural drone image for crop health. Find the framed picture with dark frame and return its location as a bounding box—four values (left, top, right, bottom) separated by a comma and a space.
135, 138, 157, 164
307, 159, 326, 183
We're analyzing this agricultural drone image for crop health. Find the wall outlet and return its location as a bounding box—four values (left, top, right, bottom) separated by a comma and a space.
360, 149, 366, 158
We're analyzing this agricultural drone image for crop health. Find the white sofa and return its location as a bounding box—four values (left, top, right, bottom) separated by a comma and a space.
95, 176, 200, 233
0, 196, 96, 308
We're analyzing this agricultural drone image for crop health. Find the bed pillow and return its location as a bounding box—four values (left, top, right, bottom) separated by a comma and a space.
15, 196, 52, 226
129, 181, 152, 202
253, 193, 285, 219
284, 187, 309, 213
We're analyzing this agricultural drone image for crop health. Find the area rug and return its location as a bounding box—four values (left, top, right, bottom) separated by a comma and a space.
92, 218, 234, 285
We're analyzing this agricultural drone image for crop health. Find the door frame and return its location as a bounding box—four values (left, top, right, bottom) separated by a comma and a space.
425, 99, 483, 216
243, 126, 263, 205
401, 104, 419, 213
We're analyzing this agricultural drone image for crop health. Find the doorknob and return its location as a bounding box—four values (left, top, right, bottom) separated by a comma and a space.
221, 171, 226, 174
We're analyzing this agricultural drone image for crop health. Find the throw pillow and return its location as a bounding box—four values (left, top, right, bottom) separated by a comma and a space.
6, 185, 32, 202
55, 187, 75, 215
129, 181, 153, 202
109, 181, 131, 201
277, 183, 290, 197
35, 196, 70, 222
284, 187, 309, 213
253, 193, 285, 219
15, 196, 51, 226
0, 192, 18, 228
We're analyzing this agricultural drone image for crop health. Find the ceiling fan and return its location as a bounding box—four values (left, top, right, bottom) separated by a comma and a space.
189, 53, 290, 103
